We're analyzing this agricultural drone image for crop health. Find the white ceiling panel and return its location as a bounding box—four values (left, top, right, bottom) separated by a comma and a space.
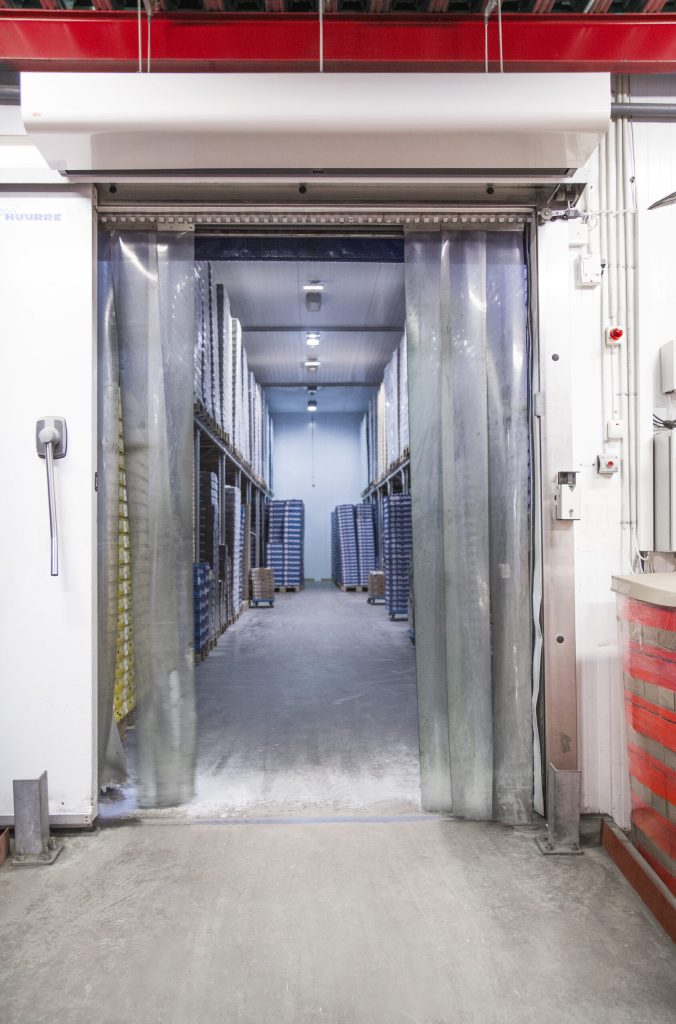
211, 259, 405, 390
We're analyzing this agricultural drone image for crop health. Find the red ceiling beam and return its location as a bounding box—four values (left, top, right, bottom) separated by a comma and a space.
1, 13, 676, 73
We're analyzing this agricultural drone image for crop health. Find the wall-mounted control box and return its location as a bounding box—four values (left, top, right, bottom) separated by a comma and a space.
597, 454, 619, 475
576, 253, 602, 288
660, 339, 676, 394
554, 471, 581, 521
654, 432, 676, 551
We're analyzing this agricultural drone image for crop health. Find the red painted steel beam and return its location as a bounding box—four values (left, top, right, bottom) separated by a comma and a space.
1, 13, 676, 73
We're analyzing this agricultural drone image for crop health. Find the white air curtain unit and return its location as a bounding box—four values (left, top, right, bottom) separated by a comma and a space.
21, 73, 609, 178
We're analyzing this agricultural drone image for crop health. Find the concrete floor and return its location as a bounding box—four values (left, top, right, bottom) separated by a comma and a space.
102, 582, 422, 820
1, 818, 674, 1023
2, 585, 675, 1021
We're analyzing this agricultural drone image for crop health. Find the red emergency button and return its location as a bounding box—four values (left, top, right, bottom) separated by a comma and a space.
609, 327, 624, 342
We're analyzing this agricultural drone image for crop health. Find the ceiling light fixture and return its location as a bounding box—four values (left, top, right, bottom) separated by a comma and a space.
302, 282, 324, 292
308, 399, 317, 413
304, 357, 320, 371
306, 332, 320, 348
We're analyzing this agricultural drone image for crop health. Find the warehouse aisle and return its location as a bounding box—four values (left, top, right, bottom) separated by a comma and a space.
102, 582, 421, 819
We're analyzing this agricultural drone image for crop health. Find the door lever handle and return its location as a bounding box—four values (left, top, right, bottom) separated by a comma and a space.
36, 417, 67, 577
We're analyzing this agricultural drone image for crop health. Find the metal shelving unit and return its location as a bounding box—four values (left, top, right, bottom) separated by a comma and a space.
193, 404, 271, 657
362, 455, 410, 503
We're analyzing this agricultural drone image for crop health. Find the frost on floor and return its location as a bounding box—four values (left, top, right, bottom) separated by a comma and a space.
100, 584, 422, 820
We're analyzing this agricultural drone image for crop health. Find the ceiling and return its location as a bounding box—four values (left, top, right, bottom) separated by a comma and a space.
211, 258, 405, 414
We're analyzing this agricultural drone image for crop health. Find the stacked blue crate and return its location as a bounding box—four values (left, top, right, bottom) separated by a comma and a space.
333, 504, 359, 586
283, 499, 305, 587
199, 471, 220, 576
383, 494, 412, 618
223, 484, 241, 622
330, 510, 338, 584
355, 503, 377, 586
266, 499, 305, 588
267, 500, 285, 544
266, 542, 284, 588
193, 562, 210, 650
238, 503, 246, 610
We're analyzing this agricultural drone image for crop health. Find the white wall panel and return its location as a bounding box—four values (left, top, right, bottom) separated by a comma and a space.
0, 188, 97, 824
272, 414, 363, 580
564, 99, 676, 827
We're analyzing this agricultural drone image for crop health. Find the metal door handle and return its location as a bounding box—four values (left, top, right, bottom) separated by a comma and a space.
36, 417, 67, 577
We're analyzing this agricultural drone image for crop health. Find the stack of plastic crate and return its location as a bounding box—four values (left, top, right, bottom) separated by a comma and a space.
239, 503, 246, 610
241, 347, 250, 463
223, 484, 241, 622
207, 264, 221, 429
216, 281, 232, 438
199, 471, 220, 576
193, 562, 210, 651
231, 316, 243, 452
266, 499, 285, 587
399, 332, 409, 456
367, 570, 386, 604
355, 503, 377, 586
250, 567, 275, 606
266, 542, 284, 588
283, 499, 305, 587
331, 509, 338, 584
383, 349, 399, 470
333, 504, 359, 587
383, 494, 412, 618
194, 263, 210, 415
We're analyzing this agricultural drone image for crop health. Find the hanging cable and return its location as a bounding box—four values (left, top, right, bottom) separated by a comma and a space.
319, 0, 324, 73
147, 10, 152, 74
137, 0, 142, 73
498, 0, 504, 73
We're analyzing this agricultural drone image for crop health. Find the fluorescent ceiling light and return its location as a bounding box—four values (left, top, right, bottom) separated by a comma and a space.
306, 332, 320, 347
308, 400, 317, 412
303, 282, 324, 292
304, 358, 320, 369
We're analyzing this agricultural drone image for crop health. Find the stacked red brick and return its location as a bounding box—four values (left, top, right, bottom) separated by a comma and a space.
617, 591, 675, 896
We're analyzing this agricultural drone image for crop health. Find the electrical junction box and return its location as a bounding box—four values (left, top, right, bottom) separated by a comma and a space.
597, 454, 619, 475
654, 432, 676, 551
568, 220, 589, 247
607, 419, 624, 440
576, 253, 602, 288
660, 339, 676, 394
554, 471, 581, 521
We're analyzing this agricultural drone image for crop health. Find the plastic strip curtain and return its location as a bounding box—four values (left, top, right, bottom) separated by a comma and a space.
97, 241, 127, 789
101, 230, 196, 808
406, 229, 532, 822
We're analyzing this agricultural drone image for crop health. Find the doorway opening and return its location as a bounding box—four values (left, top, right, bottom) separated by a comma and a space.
96, 214, 537, 825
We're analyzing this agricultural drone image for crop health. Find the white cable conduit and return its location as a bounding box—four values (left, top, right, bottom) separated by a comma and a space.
599, 77, 640, 573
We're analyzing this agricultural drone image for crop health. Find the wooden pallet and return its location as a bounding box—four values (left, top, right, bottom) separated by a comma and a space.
274, 585, 303, 593
250, 598, 275, 607
337, 583, 368, 593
